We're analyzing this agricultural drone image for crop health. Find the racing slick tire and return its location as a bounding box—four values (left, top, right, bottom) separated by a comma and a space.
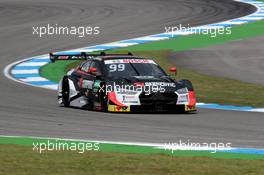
62, 77, 70, 107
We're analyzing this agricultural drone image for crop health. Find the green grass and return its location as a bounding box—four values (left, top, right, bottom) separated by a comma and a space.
1, 144, 264, 175
40, 60, 77, 83
2, 136, 264, 160
41, 50, 264, 107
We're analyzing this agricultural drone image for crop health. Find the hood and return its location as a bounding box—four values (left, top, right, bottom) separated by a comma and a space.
106, 75, 186, 93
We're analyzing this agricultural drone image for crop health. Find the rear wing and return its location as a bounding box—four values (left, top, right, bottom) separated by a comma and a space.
49, 52, 133, 63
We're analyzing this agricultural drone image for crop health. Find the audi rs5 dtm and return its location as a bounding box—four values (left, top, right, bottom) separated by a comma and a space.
50, 52, 197, 113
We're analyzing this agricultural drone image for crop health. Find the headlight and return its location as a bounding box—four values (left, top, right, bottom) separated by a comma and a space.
176, 88, 188, 94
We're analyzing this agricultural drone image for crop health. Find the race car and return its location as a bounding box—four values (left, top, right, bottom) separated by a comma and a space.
50, 52, 197, 113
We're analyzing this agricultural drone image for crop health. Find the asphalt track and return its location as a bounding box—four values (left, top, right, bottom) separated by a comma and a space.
1, 0, 264, 149
171, 36, 264, 85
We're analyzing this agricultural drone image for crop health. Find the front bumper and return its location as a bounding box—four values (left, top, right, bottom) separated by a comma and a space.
107, 104, 196, 113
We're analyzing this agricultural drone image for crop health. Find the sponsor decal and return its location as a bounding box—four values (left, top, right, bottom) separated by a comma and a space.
123, 59, 154, 64
108, 105, 130, 112
57, 56, 69, 60
122, 96, 139, 104
145, 82, 176, 87
119, 94, 140, 105
104, 59, 156, 64
185, 105, 196, 111
176, 93, 189, 105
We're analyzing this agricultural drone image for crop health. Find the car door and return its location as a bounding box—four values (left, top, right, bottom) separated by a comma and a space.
73, 60, 95, 91
89, 60, 105, 103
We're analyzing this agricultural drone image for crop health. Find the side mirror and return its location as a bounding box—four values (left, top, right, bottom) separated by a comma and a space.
89, 67, 97, 74
169, 67, 177, 76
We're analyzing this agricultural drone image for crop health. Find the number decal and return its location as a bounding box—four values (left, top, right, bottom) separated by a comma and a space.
109, 64, 116, 72
109, 64, 125, 72
118, 64, 125, 71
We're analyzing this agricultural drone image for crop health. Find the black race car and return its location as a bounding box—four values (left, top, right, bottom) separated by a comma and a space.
50, 52, 197, 113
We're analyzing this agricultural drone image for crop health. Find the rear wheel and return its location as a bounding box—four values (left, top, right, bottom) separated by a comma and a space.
62, 77, 70, 107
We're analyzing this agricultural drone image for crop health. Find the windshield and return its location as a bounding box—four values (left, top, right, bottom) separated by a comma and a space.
104, 59, 167, 77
